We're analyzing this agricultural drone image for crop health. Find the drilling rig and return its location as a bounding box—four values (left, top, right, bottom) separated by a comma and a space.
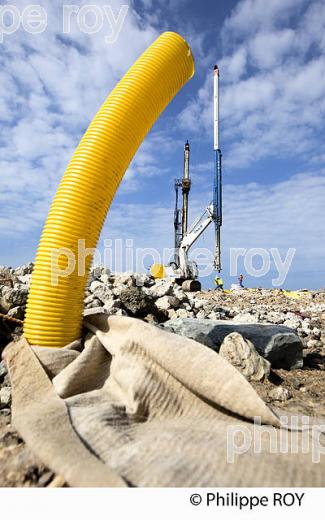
151, 65, 222, 291
173, 140, 191, 263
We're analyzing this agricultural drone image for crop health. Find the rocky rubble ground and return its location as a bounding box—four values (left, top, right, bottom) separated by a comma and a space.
1, 264, 325, 486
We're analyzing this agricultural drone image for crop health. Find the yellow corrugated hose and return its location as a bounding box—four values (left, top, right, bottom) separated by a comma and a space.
23, 32, 194, 347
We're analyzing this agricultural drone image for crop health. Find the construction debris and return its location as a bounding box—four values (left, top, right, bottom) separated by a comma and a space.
163, 318, 303, 370
0, 265, 325, 486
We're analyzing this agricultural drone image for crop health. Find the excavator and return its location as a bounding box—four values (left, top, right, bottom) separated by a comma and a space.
151, 65, 222, 292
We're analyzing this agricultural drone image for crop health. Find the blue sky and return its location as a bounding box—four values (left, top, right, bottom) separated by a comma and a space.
0, 0, 325, 288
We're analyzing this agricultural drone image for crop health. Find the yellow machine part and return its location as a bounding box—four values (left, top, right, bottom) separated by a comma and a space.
150, 263, 166, 279
24, 32, 194, 347
283, 290, 302, 300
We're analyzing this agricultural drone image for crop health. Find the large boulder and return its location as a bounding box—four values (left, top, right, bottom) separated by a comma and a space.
219, 332, 271, 382
119, 287, 156, 317
162, 318, 303, 370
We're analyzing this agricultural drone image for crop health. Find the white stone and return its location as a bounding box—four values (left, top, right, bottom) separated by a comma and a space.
113, 273, 135, 286
112, 286, 125, 297
219, 332, 270, 382
100, 274, 111, 284
172, 288, 187, 303
194, 299, 206, 310
156, 296, 172, 311
233, 313, 259, 324
167, 309, 177, 320
266, 311, 284, 324
90, 280, 103, 292
269, 387, 291, 402
148, 280, 174, 299
176, 308, 191, 318
17, 274, 31, 286
283, 319, 300, 329
312, 327, 321, 339
0, 387, 11, 408
104, 299, 121, 312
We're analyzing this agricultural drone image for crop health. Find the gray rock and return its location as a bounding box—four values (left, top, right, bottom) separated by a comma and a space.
207, 311, 221, 320
84, 296, 103, 309
265, 311, 285, 324
7, 306, 25, 320
144, 314, 159, 325
311, 327, 321, 339
113, 273, 136, 287
162, 318, 303, 370
89, 280, 104, 292
268, 386, 291, 402
167, 309, 178, 320
114, 309, 128, 316
219, 332, 271, 382
134, 273, 154, 288
14, 262, 33, 276
0, 386, 11, 408
307, 339, 318, 349
0, 285, 28, 311
90, 281, 113, 303
172, 287, 188, 303
91, 265, 111, 279
0, 266, 14, 278
119, 287, 156, 317
155, 295, 170, 311
37, 471, 55, 487
112, 285, 125, 297
175, 308, 192, 318
148, 280, 174, 299
99, 274, 111, 285
193, 299, 206, 310
195, 311, 207, 319
233, 313, 259, 324
283, 319, 300, 329
83, 307, 108, 317
17, 274, 31, 286
0, 361, 8, 380
155, 295, 180, 311
103, 299, 121, 312
84, 293, 98, 306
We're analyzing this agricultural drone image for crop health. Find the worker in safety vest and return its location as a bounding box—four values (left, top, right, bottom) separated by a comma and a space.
215, 276, 224, 290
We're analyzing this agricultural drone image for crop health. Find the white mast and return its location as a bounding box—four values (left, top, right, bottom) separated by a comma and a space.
213, 65, 219, 151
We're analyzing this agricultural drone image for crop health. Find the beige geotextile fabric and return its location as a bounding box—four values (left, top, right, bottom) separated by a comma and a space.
4, 314, 325, 487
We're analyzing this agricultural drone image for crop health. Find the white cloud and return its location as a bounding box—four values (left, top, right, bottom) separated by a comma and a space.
223, 0, 307, 37
248, 29, 296, 69
179, 0, 325, 169
218, 47, 247, 83
0, 0, 160, 237
222, 171, 325, 262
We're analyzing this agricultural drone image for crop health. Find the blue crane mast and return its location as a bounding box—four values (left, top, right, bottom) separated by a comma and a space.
213, 65, 222, 272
